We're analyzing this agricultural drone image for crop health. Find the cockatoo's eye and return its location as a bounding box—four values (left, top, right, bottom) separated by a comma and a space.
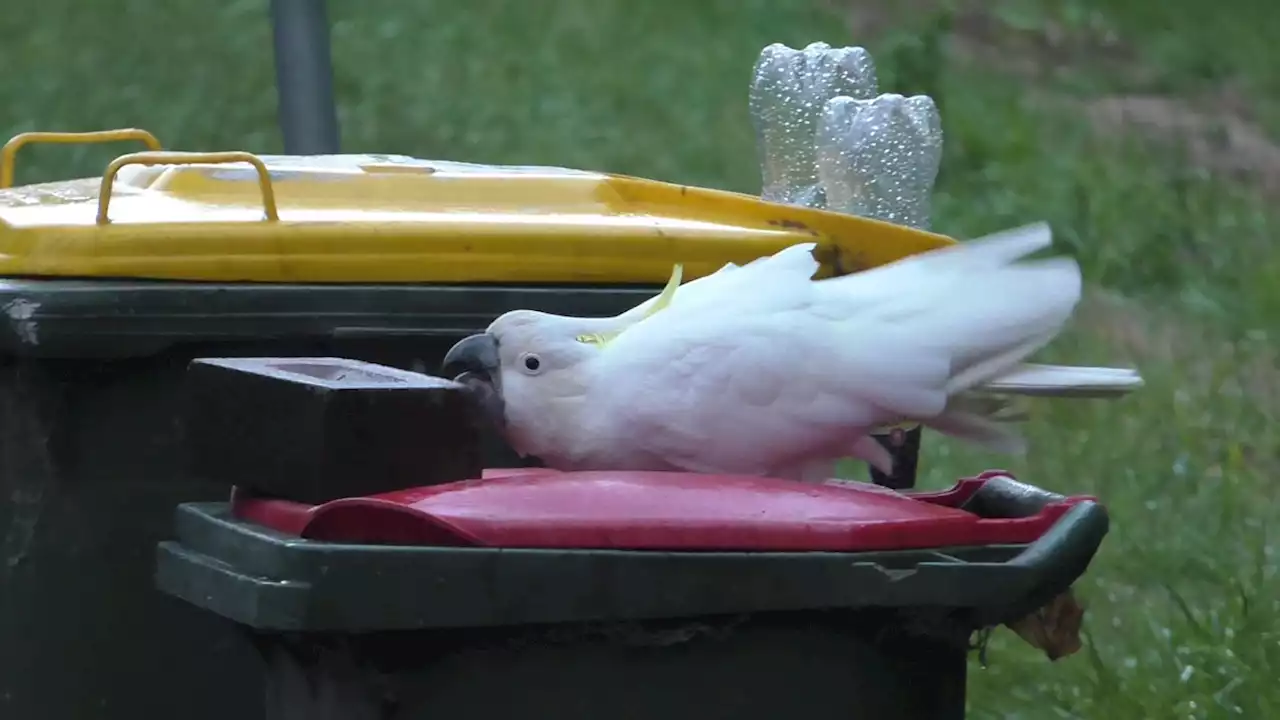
519, 352, 543, 375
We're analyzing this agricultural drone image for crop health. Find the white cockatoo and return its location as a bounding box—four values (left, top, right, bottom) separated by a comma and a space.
442, 222, 1140, 481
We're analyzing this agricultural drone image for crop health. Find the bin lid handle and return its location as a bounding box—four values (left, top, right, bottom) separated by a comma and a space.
97, 150, 281, 225
0, 128, 163, 189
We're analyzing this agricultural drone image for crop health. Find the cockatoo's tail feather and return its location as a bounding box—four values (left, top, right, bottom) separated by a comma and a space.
979, 364, 1144, 397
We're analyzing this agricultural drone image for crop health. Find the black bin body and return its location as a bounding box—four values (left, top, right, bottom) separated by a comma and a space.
257, 612, 965, 720
156, 477, 1109, 720
0, 279, 653, 720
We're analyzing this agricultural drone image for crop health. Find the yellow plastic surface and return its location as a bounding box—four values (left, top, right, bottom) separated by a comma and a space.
0, 132, 957, 284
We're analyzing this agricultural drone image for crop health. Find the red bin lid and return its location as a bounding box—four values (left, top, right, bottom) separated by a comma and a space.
231, 469, 1085, 553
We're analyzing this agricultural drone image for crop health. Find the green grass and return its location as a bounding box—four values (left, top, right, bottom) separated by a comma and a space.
5, 0, 1279, 717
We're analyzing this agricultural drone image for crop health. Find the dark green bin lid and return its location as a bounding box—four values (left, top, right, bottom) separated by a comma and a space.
0, 279, 660, 359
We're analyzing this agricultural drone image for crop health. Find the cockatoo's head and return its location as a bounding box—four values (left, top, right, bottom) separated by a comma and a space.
441, 264, 685, 460
440, 310, 620, 460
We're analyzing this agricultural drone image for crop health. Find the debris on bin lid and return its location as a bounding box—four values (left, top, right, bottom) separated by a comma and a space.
1006, 588, 1085, 661
229, 469, 1094, 553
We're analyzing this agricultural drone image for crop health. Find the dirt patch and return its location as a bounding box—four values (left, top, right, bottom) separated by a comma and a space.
836, 0, 1146, 83
1083, 95, 1280, 193
947, 7, 1140, 82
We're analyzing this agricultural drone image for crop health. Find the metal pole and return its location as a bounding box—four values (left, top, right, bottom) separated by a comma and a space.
269, 0, 341, 155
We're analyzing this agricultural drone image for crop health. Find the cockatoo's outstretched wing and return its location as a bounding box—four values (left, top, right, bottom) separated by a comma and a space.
582, 223, 1081, 477
610, 231, 1141, 401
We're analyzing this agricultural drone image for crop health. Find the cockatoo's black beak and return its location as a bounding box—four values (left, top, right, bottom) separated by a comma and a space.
443, 333, 500, 379
442, 333, 505, 428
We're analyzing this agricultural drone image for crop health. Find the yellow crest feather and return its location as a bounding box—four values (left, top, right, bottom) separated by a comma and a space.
576, 263, 683, 347
644, 262, 683, 318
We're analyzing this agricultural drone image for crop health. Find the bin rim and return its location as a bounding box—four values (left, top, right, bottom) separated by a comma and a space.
154, 473, 1108, 632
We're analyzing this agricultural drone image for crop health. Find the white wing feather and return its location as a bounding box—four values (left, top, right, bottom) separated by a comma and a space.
612, 226, 1135, 400
579, 223, 1083, 477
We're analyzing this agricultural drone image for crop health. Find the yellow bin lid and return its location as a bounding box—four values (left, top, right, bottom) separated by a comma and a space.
0, 129, 955, 284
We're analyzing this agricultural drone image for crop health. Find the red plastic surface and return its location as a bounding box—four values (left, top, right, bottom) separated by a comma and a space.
230, 469, 1089, 552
